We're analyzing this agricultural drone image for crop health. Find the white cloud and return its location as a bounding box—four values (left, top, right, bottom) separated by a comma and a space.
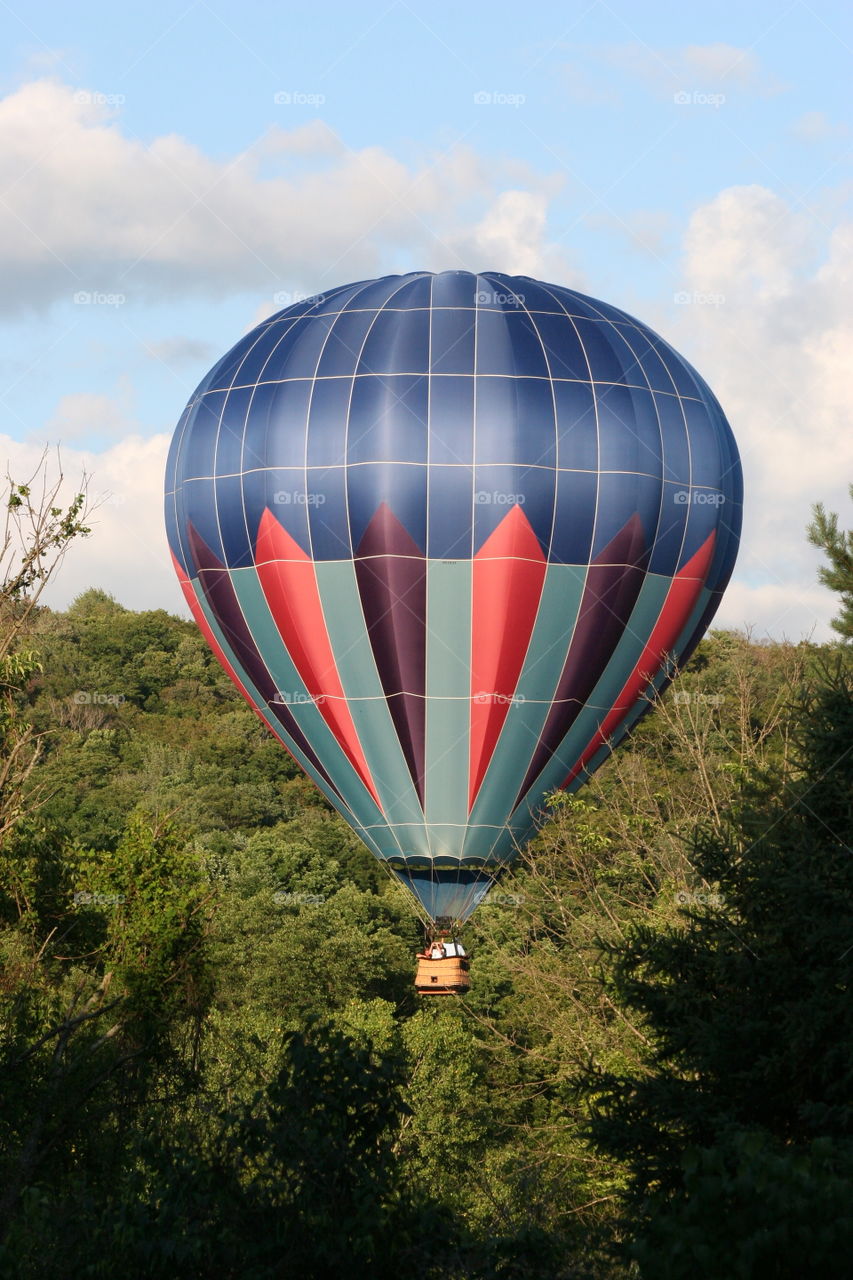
679, 183, 813, 301
0, 78, 566, 312
454, 189, 576, 280
603, 41, 783, 97
44, 387, 134, 442
259, 119, 345, 158
562, 61, 621, 106
0, 432, 183, 615
145, 337, 218, 368
667, 184, 853, 641
680, 43, 761, 86
790, 110, 847, 143
585, 208, 672, 259
713, 579, 830, 643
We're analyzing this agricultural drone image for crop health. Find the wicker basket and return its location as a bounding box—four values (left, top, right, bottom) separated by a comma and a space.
415, 954, 471, 995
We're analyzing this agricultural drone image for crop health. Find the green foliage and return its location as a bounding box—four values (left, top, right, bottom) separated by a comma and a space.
400, 1004, 494, 1184
0, 817, 212, 1262
25, 595, 300, 847
808, 483, 853, 639
71, 814, 211, 1029
582, 659, 853, 1274
3, 484, 89, 601
0, 1025, 460, 1280
632, 1132, 853, 1279
1, 545, 850, 1277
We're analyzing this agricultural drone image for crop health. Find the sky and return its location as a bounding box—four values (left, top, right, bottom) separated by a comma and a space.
0, 0, 851, 640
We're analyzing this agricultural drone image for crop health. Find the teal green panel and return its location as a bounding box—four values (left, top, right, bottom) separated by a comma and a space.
462, 822, 522, 863
422, 823, 476, 859
362, 822, 432, 859
512, 564, 588, 701
489, 823, 531, 865
463, 692, 545, 841
511, 572, 674, 822
228, 569, 384, 827
505, 807, 545, 851
465, 563, 587, 844
363, 821, 432, 858
346, 824, 388, 864
529, 573, 673, 801
424, 560, 471, 829
313, 560, 425, 829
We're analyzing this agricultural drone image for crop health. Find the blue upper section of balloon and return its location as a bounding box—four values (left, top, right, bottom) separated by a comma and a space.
165, 270, 742, 588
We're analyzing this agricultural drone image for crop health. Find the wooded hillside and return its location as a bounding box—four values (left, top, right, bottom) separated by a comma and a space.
1, 505, 851, 1278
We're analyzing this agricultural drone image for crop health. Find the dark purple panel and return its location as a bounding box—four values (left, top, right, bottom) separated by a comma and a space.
186, 522, 344, 803
514, 513, 648, 805
355, 503, 426, 806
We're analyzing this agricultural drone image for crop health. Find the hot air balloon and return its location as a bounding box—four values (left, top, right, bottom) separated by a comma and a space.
165, 271, 741, 994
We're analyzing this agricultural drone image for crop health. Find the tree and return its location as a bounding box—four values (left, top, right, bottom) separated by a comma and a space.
808, 483, 853, 640
581, 658, 853, 1276
0, 816, 212, 1245
0, 1021, 461, 1280
457, 631, 806, 1271
0, 453, 89, 851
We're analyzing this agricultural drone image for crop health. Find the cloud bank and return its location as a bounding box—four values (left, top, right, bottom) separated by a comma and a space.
0, 80, 848, 641
668, 184, 853, 639
0, 79, 571, 311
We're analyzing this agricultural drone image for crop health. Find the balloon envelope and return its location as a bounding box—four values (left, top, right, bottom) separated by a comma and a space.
165, 271, 742, 922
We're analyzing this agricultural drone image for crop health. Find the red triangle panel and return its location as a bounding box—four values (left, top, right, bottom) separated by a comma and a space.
468, 504, 547, 810
255, 509, 381, 808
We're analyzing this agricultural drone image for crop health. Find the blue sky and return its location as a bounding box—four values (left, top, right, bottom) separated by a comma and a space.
0, 0, 850, 637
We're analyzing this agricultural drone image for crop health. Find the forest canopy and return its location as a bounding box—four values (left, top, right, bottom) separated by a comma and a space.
0, 480, 851, 1279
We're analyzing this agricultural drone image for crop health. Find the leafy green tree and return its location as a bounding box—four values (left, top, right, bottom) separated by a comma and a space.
1, 1024, 460, 1280
400, 1004, 494, 1186
208, 819, 416, 1029
1, 461, 89, 846
581, 659, 853, 1276
808, 483, 853, 639
0, 816, 212, 1249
